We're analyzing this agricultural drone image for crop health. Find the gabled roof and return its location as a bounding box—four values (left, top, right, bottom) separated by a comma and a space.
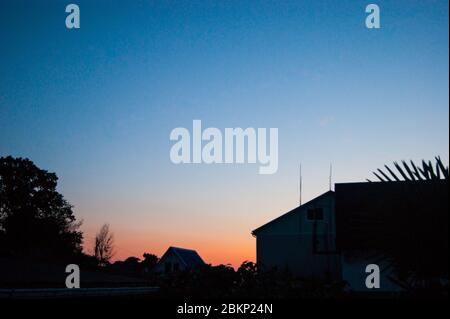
251, 191, 334, 236
162, 246, 205, 267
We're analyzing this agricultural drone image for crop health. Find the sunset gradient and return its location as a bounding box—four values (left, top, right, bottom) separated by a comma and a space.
1, 0, 448, 268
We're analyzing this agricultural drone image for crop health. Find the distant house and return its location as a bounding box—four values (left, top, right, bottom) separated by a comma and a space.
252, 180, 449, 291
154, 246, 205, 273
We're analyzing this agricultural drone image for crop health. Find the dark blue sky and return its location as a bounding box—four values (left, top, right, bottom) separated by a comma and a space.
0, 0, 448, 264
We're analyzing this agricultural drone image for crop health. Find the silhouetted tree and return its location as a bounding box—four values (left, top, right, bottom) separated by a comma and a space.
94, 224, 114, 266
142, 252, 158, 270
237, 261, 259, 294
124, 256, 140, 264
0, 156, 82, 259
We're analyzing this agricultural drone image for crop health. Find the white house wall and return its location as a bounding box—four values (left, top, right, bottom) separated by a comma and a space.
255, 193, 341, 280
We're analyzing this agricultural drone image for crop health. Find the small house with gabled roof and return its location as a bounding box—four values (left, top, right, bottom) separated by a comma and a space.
154, 246, 205, 273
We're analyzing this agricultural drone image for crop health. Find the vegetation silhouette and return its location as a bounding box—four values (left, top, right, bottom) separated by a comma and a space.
367, 156, 449, 182
0, 155, 448, 298
0, 156, 82, 260
94, 223, 115, 267
156, 261, 347, 298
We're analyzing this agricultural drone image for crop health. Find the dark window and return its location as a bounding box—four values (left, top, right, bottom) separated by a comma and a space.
307, 208, 324, 221
164, 262, 172, 273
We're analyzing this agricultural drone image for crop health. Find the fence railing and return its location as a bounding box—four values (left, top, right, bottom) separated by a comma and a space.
0, 286, 160, 299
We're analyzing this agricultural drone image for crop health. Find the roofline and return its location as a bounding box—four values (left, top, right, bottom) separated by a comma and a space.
159, 246, 201, 267
335, 180, 449, 186
169, 246, 198, 253
251, 190, 334, 236
168, 246, 205, 266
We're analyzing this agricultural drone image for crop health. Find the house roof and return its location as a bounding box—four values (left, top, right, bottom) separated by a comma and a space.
162, 246, 205, 267
251, 190, 334, 236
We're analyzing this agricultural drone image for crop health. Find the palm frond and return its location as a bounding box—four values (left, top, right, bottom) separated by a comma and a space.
384, 165, 400, 181
401, 160, 416, 181
368, 156, 449, 182
419, 160, 430, 179
393, 162, 410, 181
436, 156, 449, 179
373, 171, 386, 182
378, 168, 392, 182
426, 160, 438, 180
410, 160, 424, 181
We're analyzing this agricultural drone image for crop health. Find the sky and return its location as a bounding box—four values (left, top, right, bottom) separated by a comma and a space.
0, 0, 448, 267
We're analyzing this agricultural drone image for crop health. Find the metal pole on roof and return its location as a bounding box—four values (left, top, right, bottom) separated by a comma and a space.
329, 163, 333, 191
299, 164, 302, 206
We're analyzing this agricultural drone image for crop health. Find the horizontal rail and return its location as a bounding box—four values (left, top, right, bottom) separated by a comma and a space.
0, 287, 160, 299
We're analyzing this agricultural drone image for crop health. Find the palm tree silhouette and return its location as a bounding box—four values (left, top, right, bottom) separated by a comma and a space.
367, 156, 449, 182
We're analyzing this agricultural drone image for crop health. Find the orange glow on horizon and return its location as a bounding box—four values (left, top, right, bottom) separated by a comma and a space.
82, 226, 257, 269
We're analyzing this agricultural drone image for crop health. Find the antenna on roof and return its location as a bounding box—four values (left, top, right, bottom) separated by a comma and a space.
299, 164, 302, 206
329, 163, 333, 191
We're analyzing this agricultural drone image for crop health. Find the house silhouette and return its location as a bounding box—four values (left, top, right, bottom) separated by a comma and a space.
252, 191, 340, 280
252, 180, 449, 291
154, 246, 205, 274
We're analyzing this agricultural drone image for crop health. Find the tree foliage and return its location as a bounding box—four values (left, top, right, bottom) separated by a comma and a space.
142, 252, 159, 269
0, 156, 82, 259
